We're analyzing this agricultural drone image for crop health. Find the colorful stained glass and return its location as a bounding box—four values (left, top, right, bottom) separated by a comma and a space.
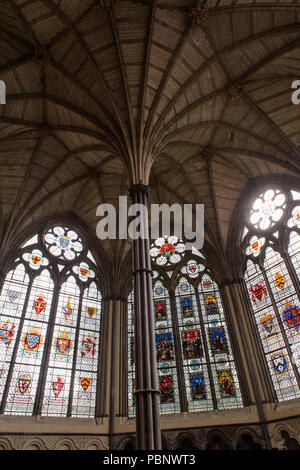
0, 321, 16, 347
23, 250, 49, 271
73, 262, 95, 282
181, 330, 203, 359
248, 281, 268, 303
0, 227, 101, 418
18, 374, 32, 395
246, 236, 265, 257
282, 303, 300, 331
156, 333, 174, 362
159, 375, 174, 403
129, 239, 244, 416
243, 189, 300, 402
181, 297, 194, 317
181, 260, 205, 278
155, 301, 166, 321
44, 226, 83, 260
218, 370, 235, 398
205, 295, 218, 315
274, 272, 285, 291
260, 313, 278, 340
288, 206, 300, 228
190, 373, 206, 400
209, 327, 227, 355
270, 353, 289, 375
22, 327, 43, 355
150, 236, 185, 266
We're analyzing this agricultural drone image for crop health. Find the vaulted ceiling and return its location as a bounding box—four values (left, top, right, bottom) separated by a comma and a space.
1, 0, 300, 286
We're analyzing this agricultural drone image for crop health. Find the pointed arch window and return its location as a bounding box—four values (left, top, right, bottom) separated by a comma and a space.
128, 236, 243, 416
0, 225, 102, 418
242, 187, 300, 402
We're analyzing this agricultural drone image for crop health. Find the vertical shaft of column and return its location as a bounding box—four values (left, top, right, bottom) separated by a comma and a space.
130, 184, 162, 450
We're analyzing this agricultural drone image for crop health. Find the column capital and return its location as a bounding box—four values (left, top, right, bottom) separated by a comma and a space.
129, 183, 150, 200
102, 295, 127, 302
219, 277, 244, 289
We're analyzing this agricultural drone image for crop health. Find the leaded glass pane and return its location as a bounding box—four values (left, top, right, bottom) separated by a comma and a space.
72, 282, 101, 418
0, 264, 28, 403
128, 257, 243, 415
0, 227, 101, 419
244, 257, 300, 401
154, 281, 180, 414
127, 291, 135, 417
5, 269, 54, 415
175, 278, 213, 412
41, 277, 79, 417
198, 275, 243, 410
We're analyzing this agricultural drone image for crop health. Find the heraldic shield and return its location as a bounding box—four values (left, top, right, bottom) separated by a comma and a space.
271, 353, 288, 375
249, 282, 267, 303
59, 236, 70, 250
86, 306, 96, 319
275, 272, 285, 290
55, 332, 72, 356
34, 296, 46, 314
23, 327, 42, 353
80, 378, 91, 392
0, 321, 15, 346
52, 377, 64, 397
260, 314, 277, 338
8, 290, 19, 304
63, 297, 72, 320
283, 303, 300, 329
18, 374, 31, 394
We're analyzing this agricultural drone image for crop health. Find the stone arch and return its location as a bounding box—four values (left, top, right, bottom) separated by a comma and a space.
117, 436, 136, 451
280, 430, 300, 450
236, 429, 264, 450
206, 430, 233, 450
53, 438, 77, 451
271, 422, 300, 450
23, 437, 47, 450
0, 437, 13, 450
84, 439, 105, 450
175, 431, 198, 451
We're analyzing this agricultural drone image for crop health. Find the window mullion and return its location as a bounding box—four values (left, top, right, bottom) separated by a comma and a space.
66, 288, 84, 417
283, 249, 300, 300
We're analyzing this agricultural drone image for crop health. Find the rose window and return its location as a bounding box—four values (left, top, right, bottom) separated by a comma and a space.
150, 236, 185, 266
249, 189, 286, 231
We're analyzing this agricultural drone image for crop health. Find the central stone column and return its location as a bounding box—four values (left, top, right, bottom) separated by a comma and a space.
129, 184, 162, 450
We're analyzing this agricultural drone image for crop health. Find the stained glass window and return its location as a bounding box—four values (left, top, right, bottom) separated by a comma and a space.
243, 187, 300, 402
150, 236, 185, 267
154, 281, 180, 414
0, 225, 102, 418
128, 242, 243, 416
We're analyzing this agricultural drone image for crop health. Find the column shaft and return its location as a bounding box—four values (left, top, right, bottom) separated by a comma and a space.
130, 184, 161, 450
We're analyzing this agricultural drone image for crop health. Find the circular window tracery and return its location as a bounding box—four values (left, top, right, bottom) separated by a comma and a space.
150, 236, 185, 266
245, 235, 266, 258
44, 226, 83, 261
249, 189, 286, 231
